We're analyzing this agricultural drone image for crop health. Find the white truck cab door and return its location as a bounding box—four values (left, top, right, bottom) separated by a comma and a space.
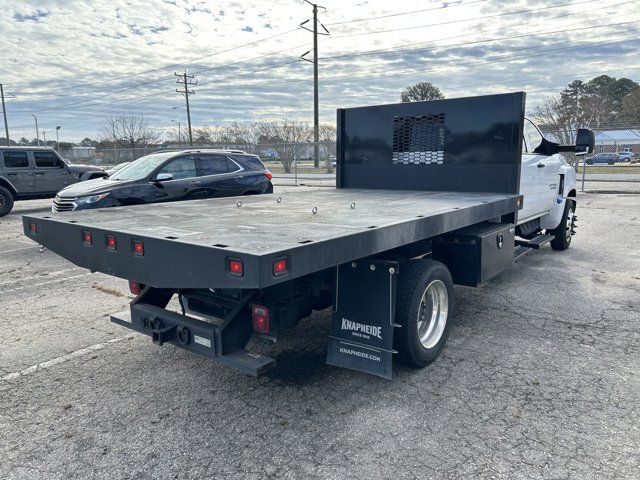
518, 119, 561, 223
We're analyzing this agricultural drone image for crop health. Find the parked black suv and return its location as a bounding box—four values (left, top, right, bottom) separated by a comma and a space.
0, 147, 105, 216
52, 149, 273, 213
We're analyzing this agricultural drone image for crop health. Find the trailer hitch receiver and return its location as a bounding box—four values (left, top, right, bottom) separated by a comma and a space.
152, 324, 177, 346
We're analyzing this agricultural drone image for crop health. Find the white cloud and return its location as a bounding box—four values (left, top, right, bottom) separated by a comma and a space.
1, 0, 639, 141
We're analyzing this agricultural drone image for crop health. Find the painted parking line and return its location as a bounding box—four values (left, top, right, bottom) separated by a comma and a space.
0, 267, 86, 287
0, 245, 40, 255
1, 335, 134, 382
0, 272, 94, 295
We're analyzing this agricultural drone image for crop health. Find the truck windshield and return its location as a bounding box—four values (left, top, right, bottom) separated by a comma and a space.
110, 153, 175, 181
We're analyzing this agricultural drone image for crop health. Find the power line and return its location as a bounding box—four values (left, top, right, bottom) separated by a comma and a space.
7, 3, 639, 134
12, 60, 303, 126
12, 0, 607, 104
16, 15, 638, 127
325, 0, 492, 26
173, 11, 640, 92
17, 27, 301, 97
192, 25, 639, 91
319, 2, 637, 61
334, 66, 640, 102
330, 0, 608, 38
23, 41, 317, 112
9, 0, 623, 112
15, 27, 638, 129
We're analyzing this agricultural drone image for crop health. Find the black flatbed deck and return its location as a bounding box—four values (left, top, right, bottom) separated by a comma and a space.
24, 189, 520, 289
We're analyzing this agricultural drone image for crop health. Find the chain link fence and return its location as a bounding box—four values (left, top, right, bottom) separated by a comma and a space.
59, 130, 640, 192
60, 142, 338, 174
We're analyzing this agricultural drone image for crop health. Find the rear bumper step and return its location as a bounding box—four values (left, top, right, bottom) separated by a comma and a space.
111, 305, 274, 376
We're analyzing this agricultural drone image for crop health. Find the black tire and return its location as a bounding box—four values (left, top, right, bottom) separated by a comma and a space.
550, 200, 575, 251
394, 259, 454, 368
0, 186, 15, 217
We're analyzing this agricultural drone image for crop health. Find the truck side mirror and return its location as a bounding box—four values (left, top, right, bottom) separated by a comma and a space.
575, 129, 595, 156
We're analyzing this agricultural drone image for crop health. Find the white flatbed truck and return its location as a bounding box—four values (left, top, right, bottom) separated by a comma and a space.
23, 92, 594, 379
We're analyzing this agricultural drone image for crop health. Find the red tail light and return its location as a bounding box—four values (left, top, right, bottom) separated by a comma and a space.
29, 221, 37, 234
264, 170, 273, 181
106, 235, 117, 251
128, 280, 142, 295
82, 231, 92, 245
228, 258, 243, 277
252, 305, 270, 334
273, 257, 288, 276
133, 240, 144, 256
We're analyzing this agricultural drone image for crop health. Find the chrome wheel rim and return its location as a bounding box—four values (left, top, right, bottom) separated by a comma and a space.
565, 206, 575, 241
417, 280, 449, 349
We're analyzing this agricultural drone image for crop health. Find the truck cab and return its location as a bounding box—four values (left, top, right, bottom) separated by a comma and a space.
0, 147, 104, 216
518, 119, 577, 241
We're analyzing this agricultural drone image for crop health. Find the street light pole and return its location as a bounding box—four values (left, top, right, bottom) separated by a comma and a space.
42, 130, 46, 146
31, 114, 40, 146
171, 119, 182, 147
56, 126, 61, 152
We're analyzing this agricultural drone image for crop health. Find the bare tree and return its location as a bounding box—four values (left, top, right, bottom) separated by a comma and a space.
319, 123, 337, 172
254, 120, 312, 173
189, 123, 257, 150
164, 127, 183, 146
401, 82, 445, 102
532, 80, 615, 148
100, 114, 160, 149
220, 122, 256, 145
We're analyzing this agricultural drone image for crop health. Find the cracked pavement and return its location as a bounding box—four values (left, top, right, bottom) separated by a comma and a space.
0, 191, 638, 479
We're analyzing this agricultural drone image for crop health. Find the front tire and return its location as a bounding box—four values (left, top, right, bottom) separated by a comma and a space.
394, 259, 454, 368
0, 186, 15, 217
550, 200, 575, 251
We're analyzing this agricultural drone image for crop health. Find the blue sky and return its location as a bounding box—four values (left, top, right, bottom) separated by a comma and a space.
1, 0, 639, 142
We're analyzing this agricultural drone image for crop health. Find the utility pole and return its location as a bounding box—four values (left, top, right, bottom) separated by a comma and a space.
0, 84, 9, 146
172, 119, 182, 147
42, 130, 46, 146
175, 71, 196, 146
31, 114, 40, 146
300, 1, 329, 169
56, 126, 61, 152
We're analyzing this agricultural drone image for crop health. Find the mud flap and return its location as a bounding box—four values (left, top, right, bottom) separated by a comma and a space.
326, 259, 399, 379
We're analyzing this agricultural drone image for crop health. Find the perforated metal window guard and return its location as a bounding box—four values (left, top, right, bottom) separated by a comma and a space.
392, 113, 445, 165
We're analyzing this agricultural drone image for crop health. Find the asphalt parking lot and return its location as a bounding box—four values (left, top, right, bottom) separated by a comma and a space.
1, 189, 639, 479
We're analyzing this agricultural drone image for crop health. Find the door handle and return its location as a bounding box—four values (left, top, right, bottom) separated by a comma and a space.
190, 180, 202, 185
537, 163, 546, 168
35, 172, 45, 176
6, 172, 17, 176
234, 175, 244, 179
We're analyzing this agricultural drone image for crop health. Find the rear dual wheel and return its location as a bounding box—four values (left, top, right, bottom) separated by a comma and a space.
394, 259, 453, 368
